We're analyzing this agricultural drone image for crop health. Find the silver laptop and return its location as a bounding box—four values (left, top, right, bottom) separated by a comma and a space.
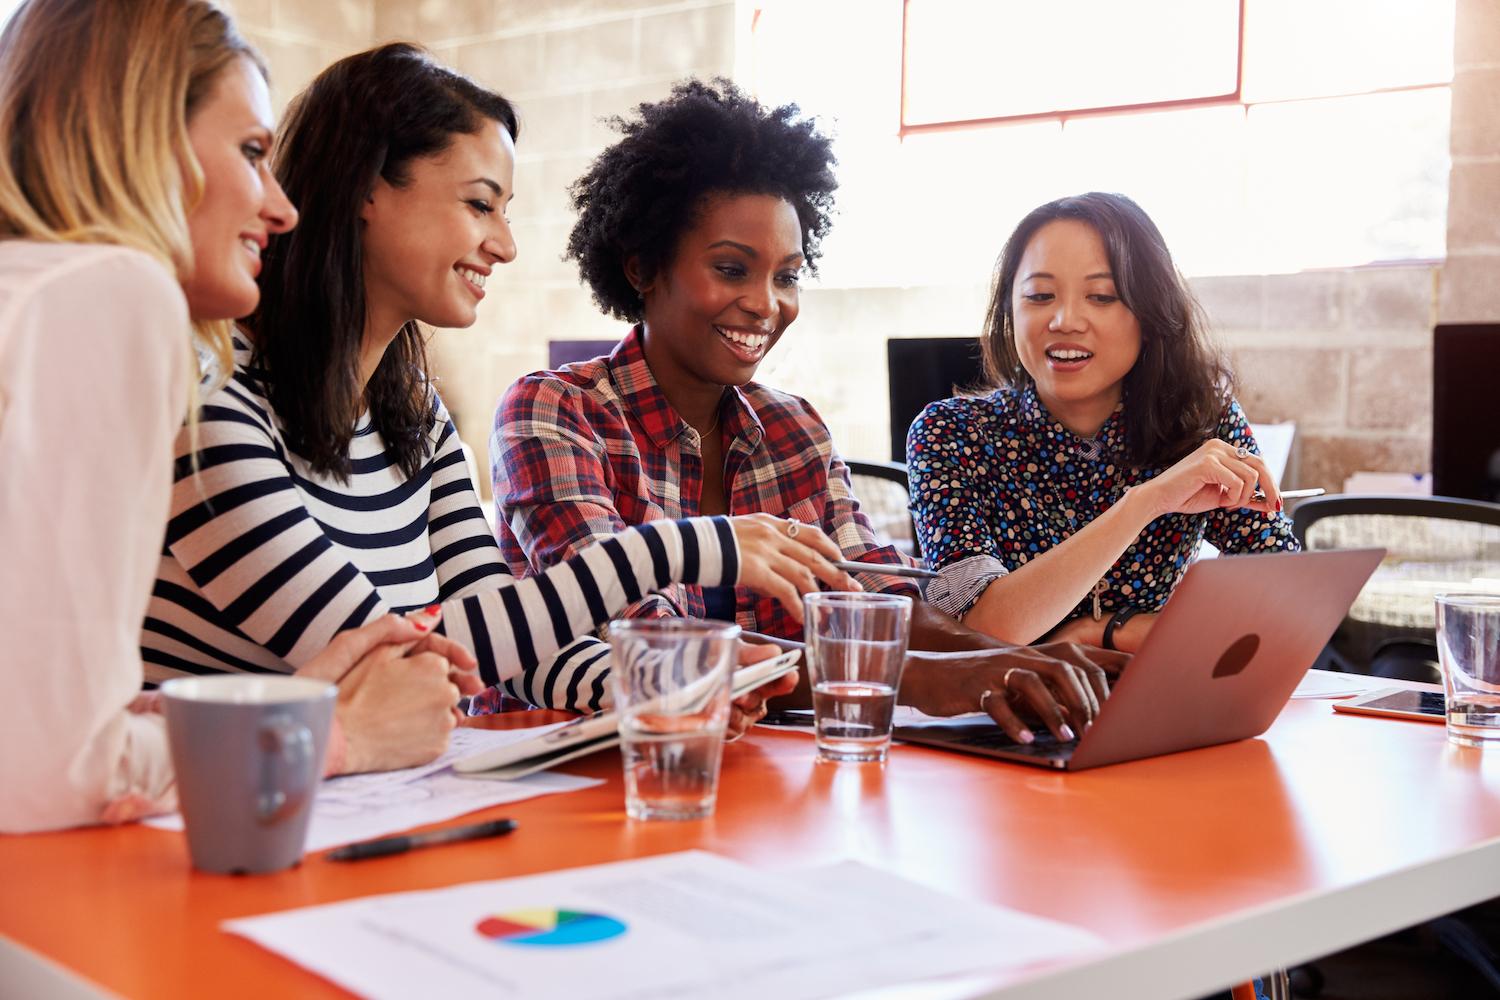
893, 548, 1385, 770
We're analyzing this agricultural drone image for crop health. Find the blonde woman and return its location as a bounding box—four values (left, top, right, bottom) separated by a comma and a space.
0, 0, 482, 834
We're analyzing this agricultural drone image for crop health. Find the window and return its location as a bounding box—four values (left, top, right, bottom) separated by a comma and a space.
746, 0, 1454, 280
902, 0, 1242, 130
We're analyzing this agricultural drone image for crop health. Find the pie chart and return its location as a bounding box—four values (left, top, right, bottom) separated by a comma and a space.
475, 908, 627, 947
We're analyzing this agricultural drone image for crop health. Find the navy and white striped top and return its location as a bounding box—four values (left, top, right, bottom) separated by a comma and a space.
142, 339, 740, 712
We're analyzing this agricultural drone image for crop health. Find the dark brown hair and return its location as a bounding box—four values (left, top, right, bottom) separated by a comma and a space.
981, 191, 1232, 468
245, 43, 518, 480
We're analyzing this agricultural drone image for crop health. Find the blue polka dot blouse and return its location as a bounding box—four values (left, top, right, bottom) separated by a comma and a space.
906, 383, 1300, 624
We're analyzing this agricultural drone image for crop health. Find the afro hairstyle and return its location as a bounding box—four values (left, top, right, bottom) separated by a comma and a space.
565, 77, 837, 322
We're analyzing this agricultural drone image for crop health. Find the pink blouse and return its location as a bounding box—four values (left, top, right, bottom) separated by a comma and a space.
0, 241, 190, 833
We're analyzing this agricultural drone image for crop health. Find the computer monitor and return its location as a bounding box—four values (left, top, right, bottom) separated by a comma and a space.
886, 336, 988, 462
1432, 324, 1500, 503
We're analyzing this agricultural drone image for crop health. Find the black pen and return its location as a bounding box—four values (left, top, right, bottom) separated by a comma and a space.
759, 709, 816, 728
326, 818, 518, 862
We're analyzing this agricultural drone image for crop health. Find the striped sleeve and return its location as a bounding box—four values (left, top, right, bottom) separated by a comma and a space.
439, 515, 738, 690
156, 380, 741, 700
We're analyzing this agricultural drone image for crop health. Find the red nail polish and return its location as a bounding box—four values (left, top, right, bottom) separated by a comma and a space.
412, 619, 432, 632
423, 604, 440, 616
1276, 499, 1284, 512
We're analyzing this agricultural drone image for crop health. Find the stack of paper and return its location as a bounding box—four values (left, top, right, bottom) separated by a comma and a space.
226, 850, 1100, 999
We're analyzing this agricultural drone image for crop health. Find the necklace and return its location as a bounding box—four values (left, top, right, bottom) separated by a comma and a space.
692, 394, 725, 441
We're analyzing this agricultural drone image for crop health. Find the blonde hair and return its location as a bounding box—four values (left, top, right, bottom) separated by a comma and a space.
0, 0, 266, 387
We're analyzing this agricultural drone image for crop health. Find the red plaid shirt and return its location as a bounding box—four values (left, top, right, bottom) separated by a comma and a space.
492, 327, 916, 640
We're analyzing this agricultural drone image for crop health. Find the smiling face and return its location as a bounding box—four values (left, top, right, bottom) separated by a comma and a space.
1011, 218, 1142, 432
359, 120, 517, 335
182, 57, 298, 322
635, 192, 804, 390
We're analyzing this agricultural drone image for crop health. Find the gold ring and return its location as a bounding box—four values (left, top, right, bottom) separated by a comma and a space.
785, 518, 800, 538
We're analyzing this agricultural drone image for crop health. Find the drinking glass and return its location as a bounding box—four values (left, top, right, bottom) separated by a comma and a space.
803, 593, 913, 762
1435, 593, 1500, 748
609, 619, 739, 820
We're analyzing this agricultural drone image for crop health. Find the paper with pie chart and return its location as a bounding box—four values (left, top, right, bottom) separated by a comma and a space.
226, 850, 1102, 1000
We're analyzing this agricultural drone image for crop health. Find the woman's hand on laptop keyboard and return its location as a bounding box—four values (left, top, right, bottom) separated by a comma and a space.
899, 644, 1124, 744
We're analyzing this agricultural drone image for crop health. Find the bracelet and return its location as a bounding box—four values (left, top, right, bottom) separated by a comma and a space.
1102, 606, 1141, 651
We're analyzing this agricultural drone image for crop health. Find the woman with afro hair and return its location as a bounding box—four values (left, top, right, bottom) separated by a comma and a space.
490, 79, 1121, 743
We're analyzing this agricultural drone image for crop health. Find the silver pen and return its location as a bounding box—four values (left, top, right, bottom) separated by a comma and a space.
833, 560, 939, 580
1253, 487, 1326, 501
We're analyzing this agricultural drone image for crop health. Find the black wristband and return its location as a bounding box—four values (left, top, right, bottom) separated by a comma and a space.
1102, 607, 1141, 651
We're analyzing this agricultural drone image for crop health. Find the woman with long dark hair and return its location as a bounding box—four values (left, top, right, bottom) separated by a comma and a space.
143, 45, 854, 734
908, 192, 1299, 653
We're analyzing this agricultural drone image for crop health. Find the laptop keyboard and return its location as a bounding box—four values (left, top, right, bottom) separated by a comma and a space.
897, 725, 1077, 762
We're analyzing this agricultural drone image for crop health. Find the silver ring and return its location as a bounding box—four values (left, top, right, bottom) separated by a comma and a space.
979, 689, 996, 711
785, 518, 800, 538
1235, 445, 1249, 459
1001, 667, 1021, 690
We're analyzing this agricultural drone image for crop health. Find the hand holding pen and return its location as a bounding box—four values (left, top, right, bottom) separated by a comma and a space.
1132, 439, 1309, 519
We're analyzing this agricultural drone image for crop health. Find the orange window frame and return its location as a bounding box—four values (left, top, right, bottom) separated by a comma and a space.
898, 0, 1248, 136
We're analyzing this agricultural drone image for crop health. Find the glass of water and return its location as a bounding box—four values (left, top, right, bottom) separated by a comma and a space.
804, 592, 913, 762
609, 618, 739, 820
1435, 594, 1500, 748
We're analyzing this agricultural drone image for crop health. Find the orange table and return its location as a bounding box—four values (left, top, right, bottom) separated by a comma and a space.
5, 674, 1500, 1000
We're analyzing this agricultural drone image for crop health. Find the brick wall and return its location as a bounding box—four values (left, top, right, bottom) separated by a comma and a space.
1441, 0, 1500, 322
223, 0, 376, 114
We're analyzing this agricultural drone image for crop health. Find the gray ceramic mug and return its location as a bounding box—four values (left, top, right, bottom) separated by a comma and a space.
160, 675, 335, 874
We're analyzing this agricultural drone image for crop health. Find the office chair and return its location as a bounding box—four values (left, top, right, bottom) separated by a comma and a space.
845, 459, 918, 559
1291, 494, 1500, 681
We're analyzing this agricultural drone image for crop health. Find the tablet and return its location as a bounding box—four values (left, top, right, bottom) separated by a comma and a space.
1332, 687, 1446, 725
454, 646, 804, 778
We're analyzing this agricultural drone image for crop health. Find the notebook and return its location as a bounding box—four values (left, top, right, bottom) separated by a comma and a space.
454, 647, 802, 780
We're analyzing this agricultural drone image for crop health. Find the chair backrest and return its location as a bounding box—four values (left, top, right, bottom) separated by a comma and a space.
1293, 495, 1500, 560
1292, 494, 1500, 680
845, 459, 917, 558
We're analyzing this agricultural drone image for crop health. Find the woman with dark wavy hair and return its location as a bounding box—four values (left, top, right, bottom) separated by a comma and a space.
143, 46, 857, 737
908, 192, 1299, 654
